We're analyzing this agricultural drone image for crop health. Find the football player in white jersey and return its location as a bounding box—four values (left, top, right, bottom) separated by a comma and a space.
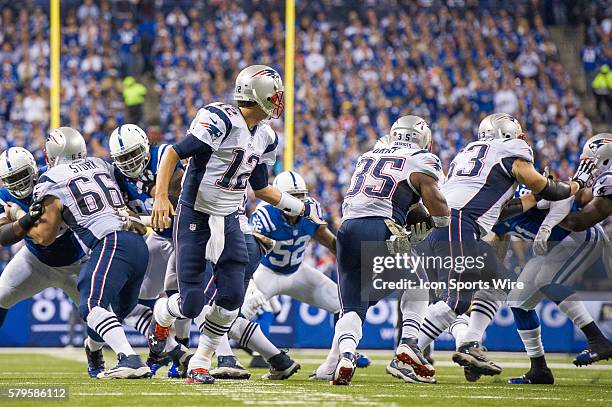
0, 147, 83, 330
415, 113, 595, 380
26, 127, 152, 379
331, 115, 450, 385
148, 65, 321, 384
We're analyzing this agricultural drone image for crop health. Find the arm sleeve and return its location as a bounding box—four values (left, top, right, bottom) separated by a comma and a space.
173, 134, 214, 160
249, 163, 269, 191
540, 196, 574, 230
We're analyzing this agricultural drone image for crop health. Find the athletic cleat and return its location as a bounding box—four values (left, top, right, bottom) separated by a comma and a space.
210, 355, 251, 380
463, 365, 482, 382
85, 344, 105, 378
185, 368, 215, 384
146, 354, 170, 377
395, 339, 435, 378
452, 341, 502, 376
147, 320, 169, 360
262, 351, 300, 380
573, 340, 612, 366
386, 358, 420, 383
355, 352, 371, 368
167, 363, 180, 379
167, 344, 193, 379
97, 353, 150, 379
508, 367, 554, 385
331, 352, 356, 385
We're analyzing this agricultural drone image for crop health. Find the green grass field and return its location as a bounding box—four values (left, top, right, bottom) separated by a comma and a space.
0, 348, 610, 406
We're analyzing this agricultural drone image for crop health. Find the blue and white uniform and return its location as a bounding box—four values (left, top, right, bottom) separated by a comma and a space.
499, 185, 607, 310
244, 202, 339, 314
113, 144, 182, 302
32, 157, 149, 321
0, 181, 84, 313
170, 102, 278, 317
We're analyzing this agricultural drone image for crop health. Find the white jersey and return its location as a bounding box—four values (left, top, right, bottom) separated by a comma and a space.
33, 157, 125, 251
442, 138, 534, 233
593, 171, 612, 201
342, 145, 443, 225
175, 102, 278, 216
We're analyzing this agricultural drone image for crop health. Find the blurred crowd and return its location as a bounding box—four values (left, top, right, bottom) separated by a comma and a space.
0, 0, 610, 272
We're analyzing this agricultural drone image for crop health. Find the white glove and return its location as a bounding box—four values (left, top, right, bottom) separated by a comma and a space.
241, 279, 269, 320
571, 158, 596, 188
409, 221, 432, 243
532, 226, 552, 256
4, 203, 26, 222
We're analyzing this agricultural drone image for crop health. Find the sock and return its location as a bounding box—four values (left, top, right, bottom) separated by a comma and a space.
400, 291, 427, 341
418, 301, 457, 349
0, 307, 8, 328
557, 295, 594, 329
229, 316, 279, 360
216, 334, 234, 357
87, 306, 135, 356
122, 304, 152, 336
581, 321, 607, 344
334, 312, 363, 355
153, 294, 183, 328
449, 314, 470, 349
174, 318, 191, 342
190, 304, 239, 370
460, 299, 500, 344
85, 336, 104, 352
511, 307, 545, 359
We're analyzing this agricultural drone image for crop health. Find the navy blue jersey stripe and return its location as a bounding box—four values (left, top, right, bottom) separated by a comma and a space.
461, 163, 514, 221
264, 133, 279, 154
205, 106, 233, 145
37, 174, 56, 185
62, 206, 99, 249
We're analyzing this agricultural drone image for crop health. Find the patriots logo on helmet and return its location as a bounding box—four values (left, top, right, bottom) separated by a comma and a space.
588, 138, 612, 151
250, 68, 280, 79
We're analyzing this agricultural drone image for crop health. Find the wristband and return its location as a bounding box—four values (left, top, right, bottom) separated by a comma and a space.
275, 192, 304, 216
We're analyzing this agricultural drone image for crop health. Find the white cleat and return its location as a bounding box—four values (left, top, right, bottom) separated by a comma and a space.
331, 353, 356, 385
97, 353, 151, 379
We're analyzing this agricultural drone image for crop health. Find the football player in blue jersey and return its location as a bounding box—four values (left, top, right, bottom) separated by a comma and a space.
27, 127, 152, 379
108, 124, 192, 376
0, 147, 84, 330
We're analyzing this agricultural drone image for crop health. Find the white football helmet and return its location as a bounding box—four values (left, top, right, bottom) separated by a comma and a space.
234, 65, 284, 119
273, 171, 308, 200
46, 127, 87, 167
582, 133, 612, 175
0, 147, 38, 199
478, 113, 524, 141
109, 124, 150, 178
374, 134, 391, 149
389, 115, 432, 150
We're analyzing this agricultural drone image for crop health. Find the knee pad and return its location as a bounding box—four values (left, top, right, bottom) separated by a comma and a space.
215, 285, 245, 311
181, 289, 207, 319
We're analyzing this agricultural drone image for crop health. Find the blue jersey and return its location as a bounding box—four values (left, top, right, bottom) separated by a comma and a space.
249, 203, 321, 275
0, 187, 84, 267
492, 184, 573, 241
113, 144, 182, 239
